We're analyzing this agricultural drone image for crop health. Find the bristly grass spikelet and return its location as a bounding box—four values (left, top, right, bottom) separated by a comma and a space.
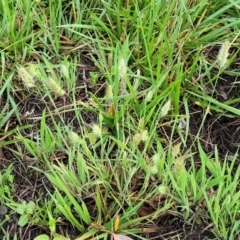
217, 40, 231, 69
45, 77, 65, 97
161, 99, 171, 117
145, 89, 154, 102
133, 118, 149, 146
133, 133, 142, 146
118, 57, 127, 81
67, 129, 81, 146
106, 84, 113, 100
92, 124, 102, 136
106, 84, 114, 115
60, 63, 70, 80
26, 63, 43, 80
17, 66, 36, 88
118, 57, 128, 94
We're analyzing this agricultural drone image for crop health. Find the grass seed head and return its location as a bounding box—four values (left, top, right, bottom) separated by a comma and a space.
60, 64, 70, 79
46, 77, 65, 96
150, 165, 158, 174
138, 118, 145, 133
133, 133, 142, 146
17, 66, 36, 88
133, 129, 148, 146
217, 40, 230, 69
172, 142, 181, 157
140, 129, 149, 141
152, 153, 160, 165
106, 84, 113, 99
172, 157, 186, 179
118, 57, 127, 94
158, 185, 167, 194
26, 63, 43, 80
145, 89, 154, 102
161, 99, 171, 117
68, 130, 81, 144
92, 124, 102, 136
118, 57, 127, 80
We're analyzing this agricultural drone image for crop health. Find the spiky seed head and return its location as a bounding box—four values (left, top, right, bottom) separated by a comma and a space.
68, 130, 81, 144
141, 129, 148, 142
145, 89, 154, 102
106, 84, 113, 99
217, 40, 231, 69
161, 100, 171, 117
26, 64, 43, 80
150, 165, 158, 174
17, 66, 35, 88
92, 124, 102, 136
60, 64, 70, 79
158, 185, 167, 194
46, 77, 65, 96
118, 57, 127, 80
133, 133, 142, 146
152, 153, 160, 164
118, 57, 127, 94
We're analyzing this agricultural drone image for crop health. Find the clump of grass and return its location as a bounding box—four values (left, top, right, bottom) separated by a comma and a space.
1, 0, 240, 240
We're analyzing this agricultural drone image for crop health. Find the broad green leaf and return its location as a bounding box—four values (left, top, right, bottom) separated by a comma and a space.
34, 234, 50, 240
0, 205, 8, 215
26, 201, 35, 214
18, 214, 29, 227
16, 202, 26, 215
53, 233, 70, 240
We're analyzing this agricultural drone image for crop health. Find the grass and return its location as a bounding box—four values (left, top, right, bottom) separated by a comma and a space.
0, 0, 240, 239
